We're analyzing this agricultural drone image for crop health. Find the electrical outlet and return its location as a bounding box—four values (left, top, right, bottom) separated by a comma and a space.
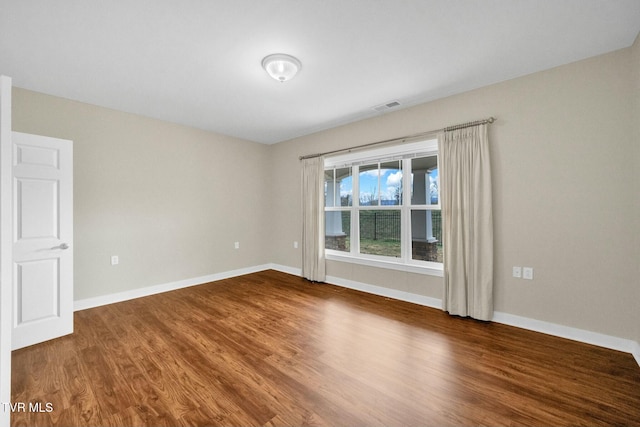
523, 267, 534, 280
111, 255, 119, 265
512, 266, 522, 278
294, 241, 298, 249
234, 242, 240, 249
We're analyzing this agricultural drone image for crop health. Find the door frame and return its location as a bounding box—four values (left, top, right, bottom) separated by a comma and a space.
0, 75, 13, 427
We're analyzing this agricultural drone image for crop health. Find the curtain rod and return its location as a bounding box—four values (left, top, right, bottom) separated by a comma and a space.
299, 116, 496, 161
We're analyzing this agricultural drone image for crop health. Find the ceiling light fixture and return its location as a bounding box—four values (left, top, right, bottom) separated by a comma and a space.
261, 53, 301, 82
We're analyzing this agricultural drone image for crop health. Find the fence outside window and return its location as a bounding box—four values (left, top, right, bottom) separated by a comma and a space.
340, 210, 441, 243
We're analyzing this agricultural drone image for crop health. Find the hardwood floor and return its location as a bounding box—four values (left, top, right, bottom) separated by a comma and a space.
11, 270, 640, 426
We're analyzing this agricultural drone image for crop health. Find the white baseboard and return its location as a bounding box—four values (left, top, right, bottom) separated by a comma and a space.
73, 262, 640, 368
270, 264, 639, 366
491, 312, 637, 354
267, 263, 302, 276
74, 264, 272, 311
633, 341, 640, 367
325, 274, 442, 309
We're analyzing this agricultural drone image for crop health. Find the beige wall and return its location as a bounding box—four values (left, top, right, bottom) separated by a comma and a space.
11, 43, 639, 342
13, 89, 270, 300
271, 47, 638, 340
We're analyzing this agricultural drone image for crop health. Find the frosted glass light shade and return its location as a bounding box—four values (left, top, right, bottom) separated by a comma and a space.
261, 54, 301, 82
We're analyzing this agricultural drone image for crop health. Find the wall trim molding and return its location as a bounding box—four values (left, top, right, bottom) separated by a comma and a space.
491, 312, 636, 354
633, 341, 640, 367
325, 274, 442, 310
268, 264, 302, 277
74, 264, 272, 311
73, 262, 640, 368
269, 264, 640, 366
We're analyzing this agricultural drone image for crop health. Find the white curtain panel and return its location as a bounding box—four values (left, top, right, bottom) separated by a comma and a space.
301, 156, 326, 282
441, 124, 494, 321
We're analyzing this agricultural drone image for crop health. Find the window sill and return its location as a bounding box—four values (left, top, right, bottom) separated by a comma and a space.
325, 252, 444, 277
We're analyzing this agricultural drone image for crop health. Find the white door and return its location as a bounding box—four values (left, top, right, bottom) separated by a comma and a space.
11, 132, 73, 350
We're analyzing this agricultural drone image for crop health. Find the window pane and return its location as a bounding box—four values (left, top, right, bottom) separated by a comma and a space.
359, 163, 379, 206
410, 209, 443, 263
410, 156, 438, 205
325, 211, 350, 252
324, 169, 335, 207
325, 167, 353, 208
337, 167, 352, 207
380, 160, 402, 206
359, 210, 400, 257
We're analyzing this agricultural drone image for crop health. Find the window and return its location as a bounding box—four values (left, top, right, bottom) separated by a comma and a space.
324, 139, 442, 275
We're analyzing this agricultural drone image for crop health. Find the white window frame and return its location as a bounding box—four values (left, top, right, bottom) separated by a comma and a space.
324, 138, 443, 277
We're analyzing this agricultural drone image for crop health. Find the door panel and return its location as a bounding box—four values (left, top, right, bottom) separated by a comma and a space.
16, 259, 59, 324
16, 178, 59, 240
16, 143, 59, 168
11, 132, 73, 350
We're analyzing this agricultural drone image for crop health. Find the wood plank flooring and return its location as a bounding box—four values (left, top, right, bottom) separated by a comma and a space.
11, 270, 640, 426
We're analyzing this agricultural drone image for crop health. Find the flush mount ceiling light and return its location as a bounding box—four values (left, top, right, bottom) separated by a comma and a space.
261, 53, 301, 82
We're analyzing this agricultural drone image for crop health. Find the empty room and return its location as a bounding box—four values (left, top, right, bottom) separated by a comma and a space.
1, 1, 640, 426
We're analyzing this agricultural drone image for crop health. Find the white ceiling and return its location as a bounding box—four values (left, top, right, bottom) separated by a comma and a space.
1, 1, 639, 144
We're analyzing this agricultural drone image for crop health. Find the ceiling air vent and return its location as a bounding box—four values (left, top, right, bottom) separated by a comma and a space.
373, 100, 401, 112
